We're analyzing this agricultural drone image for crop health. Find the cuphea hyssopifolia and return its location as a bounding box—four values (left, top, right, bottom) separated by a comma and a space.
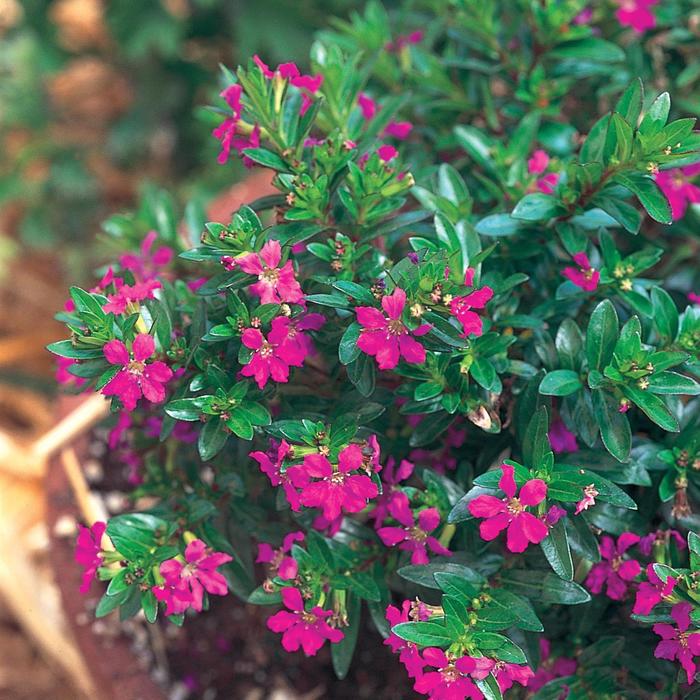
49, 9, 700, 697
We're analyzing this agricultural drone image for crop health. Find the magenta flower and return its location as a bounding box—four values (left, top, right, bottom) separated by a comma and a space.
383, 121, 413, 140
385, 600, 429, 679
290, 443, 378, 521
281, 313, 325, 364
238, 240, 304, 305
530, 639, 577, 693
356, 287, 428, 370
267, 587, 343, 656
213, 84, 243, 164
615, 0, 657, 33
257, 531, 305, 580
585, 533, 641, 600
655, 164, 700, 220
252, 56, 322, 115
102, 334, 173, 411
414, 648, 493, 700
574, 483, 598, 515
153, 539, 232, 614
119, 230, 173, 281
653, 602, 700, 684
369, 456, 415, 526
468, 464, 548, 553
639, 528, 686, 556
358, 92, 378, 120
378, 493, 451, 565
528, 150, 549, 175
55, 356, 87, 388
689, 292, 700, 305
103, 279, 161, 315
548, 418, 578, 453
75, 521, 106, 594
250, 439, 303, 510
253, 55, 299, 79
385, 30, 423, 52
491, 660, 534, 693
536, 172, 560, 195
634, 564, 677, 616
241, 317, 303, 389
378, 144, 399, 162
449, 286, 493, 337
562, 252, 600, 292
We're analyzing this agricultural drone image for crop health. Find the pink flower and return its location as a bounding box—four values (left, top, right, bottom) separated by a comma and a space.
383, 121, 413, 139
267, 587, 343, 656
536, 172, 560, 194
615, 0, 657, 33
653, 602, 700, 684
103, 279, 161, 315
213, 84, 243, 164
585, 532, 641, 600
250, 440, 303, 510
574, 484, 598, 515
639, 529, 686, 556
491, 661, 534, 693
562, 252, 600, 292
75, 521, 106, 594
358, 93, 378, 119
689, 292, 700, 305
238, 240, 304, 305
119, 230, 173, 281
241, 317, 304, 389
55, 356, 87, 388
385, 31, 423, 52
468, 464, 548, 553
290, 444, 378, 521
414, 648, 493, 699
253, 55, 300, 80
634, 564, 677, 615
530, 639, 577, 692
290, 73, 323, 115
549, 419, 578, 453
449, 285, 493, 337
378, 493, 452, 564
655, 165, 700, 220
356, 287, 428, 370
369, 457, 415, 526
574, 7, 593, 24
102, 334, 173, 411
153, 539, 232, 614
377, 144, 398, 162
108, 410, 132, 449
528, 150, 550, 175
257, 531, 305, 580
385, 600, 429, 679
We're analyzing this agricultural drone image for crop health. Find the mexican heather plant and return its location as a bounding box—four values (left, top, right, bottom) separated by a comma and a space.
52, 2, 700, 698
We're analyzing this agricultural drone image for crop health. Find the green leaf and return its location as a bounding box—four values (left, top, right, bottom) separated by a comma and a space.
586, 300, 619, 371
647, 371, 700, 396
522, 406, 550, 470
613, 172, 672, 224
548, 37, 625, 63
614, 79, 643, 127
332, 592, 361, 680
639, 92, 671, 136
415, 381, 444, 401
198, 417, 228, 461
539, 370, 582, 396
225, 412, 254, 440
339, 322, 362, 365
392, 621, 452, 647
540, 519, 574, 581
165, 397, 208, 421
511, 194, 565, 222
651, 287, 679, 342
488, 589, 543, 632
472, 633, 527, 664
241, 147, 290, 171
475, 214, 520, 237
622, 385, 679, 432
592, 389, 631, 462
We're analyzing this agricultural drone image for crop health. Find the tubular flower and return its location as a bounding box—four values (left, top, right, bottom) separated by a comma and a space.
633, 564, 677, 615
615, 0, 657, 33
256, 531, 305, 580
267, 587, 343, 656
238, 240, 304, 305
356, 287, 429, 370
655, 164, 700, 220
414, 648, 493, 700
585, 533, 641, 600
102, 334, 173, 411
377, 493, 452, 565
385, 600, 429, 679
468, 464, 549, 553
548, 418, 578, 454
250, 439, 303, 511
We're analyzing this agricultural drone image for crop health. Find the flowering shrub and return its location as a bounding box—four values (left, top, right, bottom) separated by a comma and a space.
51, 1, 700, 698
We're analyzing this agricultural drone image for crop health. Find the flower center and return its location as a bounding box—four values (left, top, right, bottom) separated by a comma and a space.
611, 555, 622, 572
387, 319, 405, 335
507, 497, 524, 515
300, 611, 317, 624
439, 664, 459, 683
261, 267, 280, 284
260, 341, 274, 358
330, 471, 347, 485
128, 360, 145, 374
408, 526, 427, 543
